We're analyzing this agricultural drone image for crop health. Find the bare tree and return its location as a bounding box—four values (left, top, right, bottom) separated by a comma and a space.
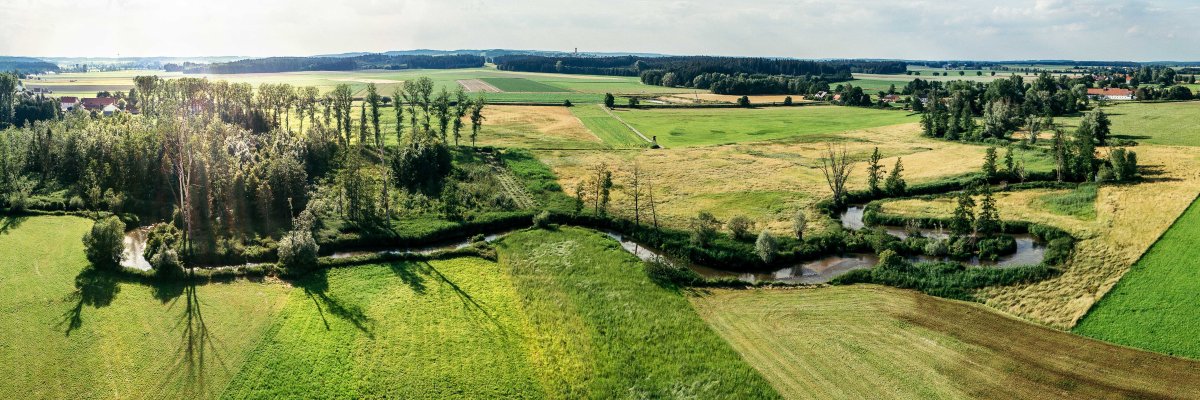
819, 144, 854, 207
626, 162, 643, 225
646, 176, 659, 231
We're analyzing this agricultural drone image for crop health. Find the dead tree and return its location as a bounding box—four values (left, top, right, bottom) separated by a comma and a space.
626, 162, 643, 225
819, 144, 854, 207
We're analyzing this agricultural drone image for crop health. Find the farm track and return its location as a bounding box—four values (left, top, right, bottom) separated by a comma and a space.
598, 105, 654, 144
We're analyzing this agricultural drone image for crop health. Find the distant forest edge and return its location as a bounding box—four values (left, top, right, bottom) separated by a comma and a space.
0, 57, 60, 74
494, 55, 906, 95
167, 54, 486, 74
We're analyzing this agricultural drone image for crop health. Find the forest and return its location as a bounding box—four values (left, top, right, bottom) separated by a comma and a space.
168, 54, 486, 74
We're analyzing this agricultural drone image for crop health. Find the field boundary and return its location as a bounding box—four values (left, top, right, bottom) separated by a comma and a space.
599, 105, 653, 144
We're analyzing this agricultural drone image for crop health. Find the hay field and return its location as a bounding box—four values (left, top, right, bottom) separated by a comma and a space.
615, 106, 918, 148
539, 122, 1054, 234
691, 285, 1200, 399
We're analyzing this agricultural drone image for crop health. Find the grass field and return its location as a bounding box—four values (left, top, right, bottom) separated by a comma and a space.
692, 285, 1200, 399
0, 216, 291, 399
613, 106, 918, 147
1057, 101, 1200, 146
1073, 196, 1200, 359
1038, 184, 1098, 220
568, 104, 650, 148
498, 227, 779, 398
479, 77, 569, 92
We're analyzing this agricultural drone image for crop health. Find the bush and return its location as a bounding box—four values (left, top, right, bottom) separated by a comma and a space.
82, 216, 126, 270
977, 235, 1018, 261
923, 239, 950, 257
143, 223, 183, 261
532, 210, 552, 229
278, 229, 319, 274
727, 215, 754, 240
690, 212, 720, 247
645, 260, 702, 288
1043, 237, 1074, 266
150, 247, 185, 278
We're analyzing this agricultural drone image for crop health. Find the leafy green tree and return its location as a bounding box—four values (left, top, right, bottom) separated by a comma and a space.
690, 211, 720, 247
974, 188, 1000, 236
981, 147, 998, 180
950, 190, 976, 237
866, 147, 884, 195
452, 88, 469, 146
727, 215, 754, 240
392, 87, 405, 143
434, 88, 452, 141
469, 95, 486, 147
737, 96, 751, 107
82, 216, 125, 270
793, 210, 807, 240
1003, 147, 1016, 178
604, 93, 615, 108
366, 83, 382, 148
885, 158, 906, 196
756, 229, 778, 264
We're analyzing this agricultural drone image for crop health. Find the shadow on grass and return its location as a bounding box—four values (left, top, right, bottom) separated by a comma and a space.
294, 269, 375, 337
59, 267, 120, 336
156, 273, 227, 399
423, 261, 509, 336
1137, 165, 1181, 183
0, 215, 28, 236
387, 261, 428, 294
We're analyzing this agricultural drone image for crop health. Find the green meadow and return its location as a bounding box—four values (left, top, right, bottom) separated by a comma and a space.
568, 104, 650, 148
1058, 101, 1200, 146
614, 105, 918, 147
1074, 196, 1200, 359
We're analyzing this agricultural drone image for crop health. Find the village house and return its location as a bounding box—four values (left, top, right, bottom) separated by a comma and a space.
59, 96, 80, 112
1086, 88, 1135, 101
79, 97, 118, 112
881, 94, 901, 103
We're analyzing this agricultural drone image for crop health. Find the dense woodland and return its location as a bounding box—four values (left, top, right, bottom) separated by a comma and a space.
168, 54, 486, 74
495, 55, 904, 94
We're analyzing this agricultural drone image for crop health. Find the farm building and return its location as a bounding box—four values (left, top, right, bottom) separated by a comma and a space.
79, 97, 117, 111
101, 104, 119, 116
59, 96, 79, 112
1087, 88, 1134, 101
881, 94, 901, 103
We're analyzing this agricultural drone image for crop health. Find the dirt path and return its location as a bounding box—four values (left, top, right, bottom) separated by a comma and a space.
458, 79, 502, 93
598, 105, 654, 145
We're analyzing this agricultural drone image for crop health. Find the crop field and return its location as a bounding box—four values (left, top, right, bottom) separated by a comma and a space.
25, 67, 687, 104
478, 77, 569, 92
692, 285, 1200, 399
1073, 196, 1200, 359
0, 216, 292, 399
1058, 101, 1200, 146
613, 105, 919, 148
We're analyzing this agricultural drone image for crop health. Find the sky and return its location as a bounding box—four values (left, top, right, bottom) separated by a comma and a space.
1, 0, 1198, 61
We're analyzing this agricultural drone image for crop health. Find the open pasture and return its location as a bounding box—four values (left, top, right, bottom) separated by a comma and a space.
1074, 196, 1200, 359
1058, 101, 1200, 147
614, 105, 918, 148
478, 77, 569, 92
692, 285, 1200, 399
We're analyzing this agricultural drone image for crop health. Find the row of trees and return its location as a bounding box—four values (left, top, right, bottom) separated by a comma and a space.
169, 54, 485, 74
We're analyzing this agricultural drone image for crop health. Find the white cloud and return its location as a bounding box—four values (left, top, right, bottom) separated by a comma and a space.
0, 0, 1195, 60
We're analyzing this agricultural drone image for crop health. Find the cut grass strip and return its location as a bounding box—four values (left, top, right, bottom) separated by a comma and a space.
569, 104, 652, 148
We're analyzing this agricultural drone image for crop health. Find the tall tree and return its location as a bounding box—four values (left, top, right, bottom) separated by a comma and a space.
975, 187, 1000, 236
469, 95, 486, 147
981, 147, 998, 180
392, 87, 405, 144
452, 88, 469, 146
434, 87, 451, 142
366, 83, 382, 148
950, 190, 976, 237
819, 144, 854, 207
866, 147, 884, 195
884, 158, 906, 196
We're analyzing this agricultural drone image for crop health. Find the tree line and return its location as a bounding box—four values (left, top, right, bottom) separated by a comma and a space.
168, 54, 485, 74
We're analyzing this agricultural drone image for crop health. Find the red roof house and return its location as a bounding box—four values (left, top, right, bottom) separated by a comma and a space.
80, 97, 118, 110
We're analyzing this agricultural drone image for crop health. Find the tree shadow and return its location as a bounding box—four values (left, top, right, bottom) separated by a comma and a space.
0, 215, 28, 236
423, 262, 508, 336
155, 276, 227, 399
294, 269, 375, 337
1136, 165, 1181, 183
386, 261, 428, 294
59, 267, 120, 336
1112, 134, 1151, 141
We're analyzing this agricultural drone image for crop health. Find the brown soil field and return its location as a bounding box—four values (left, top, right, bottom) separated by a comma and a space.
457, 79, 502, 93
692, 285, 1200, 399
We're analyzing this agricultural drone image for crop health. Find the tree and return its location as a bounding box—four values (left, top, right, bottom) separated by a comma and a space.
452, 88, 469, 146
1003, 147, 1016, 178
981, 147, 998, 180
359, 102, 367, 145
573, 180, 586, 214
783, 96, 793, 106
737, 96, 751, 107
0, 73, 17, 129
1053, 127, 1068, 182
332, 84, 354, 143
884, 157, 906, 196
756, 229, 778, 264
975, 187, 1000, 236
1087, 108, 1111, 145
793, 210, 807, 240
628, 97, 639, 108
591, 163, 613, 216
469, 95, 486, 147
604, 93, 615, 108
366, 83, 382, 148
82, 216, 125, 270
727, 215, 754, 240
950, 190, 976, 237
434, 87, 452, 141
278, 225, 319, 274
626, 162, 643, 225
819, 144, 854, 207
690, 211, 720, 247
866, 147, 884, 195
392, 87, 405, 144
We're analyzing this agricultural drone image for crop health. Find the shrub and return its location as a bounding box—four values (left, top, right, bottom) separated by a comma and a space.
532, 210, 552, 229
1043, 237, 1074, 266
645, 260, 702, 288
690, 212, 720, 247
755, 229, 777, 264
143, 223, 183, 261
150, 247, 185, 278
977, 235, 1018, 261
563, 99, 573, 107
727, 215, 754, 240
278, 229, 319, 274
783, 96, 793, 106
923, 239, 950, 257
82, 216, 126, 270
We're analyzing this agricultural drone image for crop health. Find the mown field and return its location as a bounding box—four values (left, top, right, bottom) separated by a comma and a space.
692, 285, 1200, 399
1073, 196, 1200, 359
0, 216, 292, 399
568, 104, 650, 148
0, 217, 776, 399
1058, 101, 1200, 146
614, 105, 918, 148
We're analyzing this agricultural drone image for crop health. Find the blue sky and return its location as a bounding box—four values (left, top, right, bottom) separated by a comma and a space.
1, 0, 1197, 60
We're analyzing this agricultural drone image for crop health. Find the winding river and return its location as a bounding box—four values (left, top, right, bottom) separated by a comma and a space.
121, 207, 1044, 284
